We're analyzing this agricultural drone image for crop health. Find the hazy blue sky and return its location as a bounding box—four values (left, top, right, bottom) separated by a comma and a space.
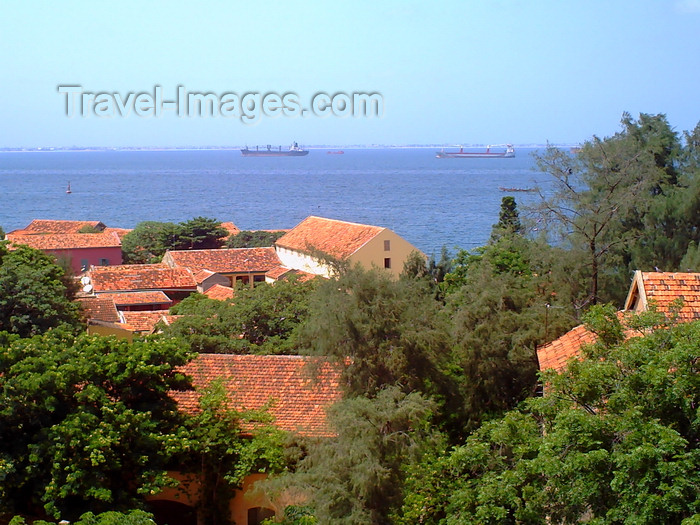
1, 1, 699, 147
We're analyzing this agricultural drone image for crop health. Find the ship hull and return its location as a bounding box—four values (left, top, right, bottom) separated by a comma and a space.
241, 149, 309, 157
436, 152, 515, 159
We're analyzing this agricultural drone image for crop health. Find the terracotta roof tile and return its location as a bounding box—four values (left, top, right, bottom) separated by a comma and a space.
6, 232, 121, 250
97, 291, 173, 307
76, 296, 121, 323
203, 284, 235, 301
536, 323, 598, 372
220, 222, 241, 236
14, 220, 106, 234
638, 272, 700, 322
120, 311, 180, 333
171, 354, 343, 437
265, 265, 318, 282
165, 247, 281, 274
275, 216, 384, 259
88, 264, 197, 292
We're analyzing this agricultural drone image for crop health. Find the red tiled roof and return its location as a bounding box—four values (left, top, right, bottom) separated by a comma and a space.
536, 323, 598, 372
539, 271, 700, 372
97, 291, 173, 307
103, 227, 132, 239
6, 232, 121, 250
203, 284, 235, 301
275, 216, 384, 259
165, 247, 281, 274
628, 272, 700, 322
171, 354, 344, 437
76, 296, 121, 323
88, 264, 197, 292
120, 311, 180, 333
14, 220, 106, 234
220, 222, 241, 236
265, 265, 318, 282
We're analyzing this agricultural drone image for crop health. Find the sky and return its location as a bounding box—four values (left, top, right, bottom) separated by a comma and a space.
1, 0, 699, 148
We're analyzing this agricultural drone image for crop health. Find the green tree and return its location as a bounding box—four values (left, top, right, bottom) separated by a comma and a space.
261, 387, 437, 525
0, 331, 193, 520
121, 217, 228, 263
178, 216, 228, 250
170, 380, 286, 525
398, 311, 700, 524
120, 221, 181, 264
226, 230, 285, 248
532, 113, 699, 307
0, 245, 82, 337
165, 276, 317, 354
300, 265, 455, 400
491, 195, 523, 240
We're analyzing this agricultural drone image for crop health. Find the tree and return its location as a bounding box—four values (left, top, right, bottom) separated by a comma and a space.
397, 311, 700, 524
443, 235, 574, 428
226, 230, 285, 248
0, 245, 82, 337
260, 387, 438, 525
0, 330, 193, 520
178, 216, 228, 250
164, 276, 317, 354
299, 265, 455, 401
121, 217, 228, 263
531, 113, 699, 307
171, 380, 287, 525
491, 195, 523, 240
120, 221, 182, 264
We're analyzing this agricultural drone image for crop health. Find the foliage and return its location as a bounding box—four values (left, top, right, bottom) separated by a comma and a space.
121, 217, 228, 263
261, 386, 438, 525
77, 225, 103, 234
531, 113, 700, 306
0, 331, 193, 520
397, 313, 700, 524
299, 265, 457, 405
443, 234, 575, 428
169, 380, 287, 525
226, 230, 285, 248
491, 195, 523, 240
8, 509, 156, 524
164, 276, 317, 354
0, 245, 82, 337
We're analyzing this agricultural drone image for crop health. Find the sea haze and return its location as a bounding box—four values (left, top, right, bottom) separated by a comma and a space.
0, 148, 550, 257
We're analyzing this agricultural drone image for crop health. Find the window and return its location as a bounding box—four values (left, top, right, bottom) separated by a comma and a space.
384, 257, 391, 269
80, 259, 89, 271
384, 239, 391, 251
99, 258, 109, 266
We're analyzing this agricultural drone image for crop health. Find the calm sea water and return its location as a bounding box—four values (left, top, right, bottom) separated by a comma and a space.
0, 148, 549, 257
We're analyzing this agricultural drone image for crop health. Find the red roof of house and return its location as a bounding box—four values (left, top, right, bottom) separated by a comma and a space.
97, 291, 173, 307
203, 284, 235, 301
171, 354, 344, 437
76, 296, 121, 323
625, 271, 700, 322
265, 265, 318, 282
165, 247, 281, 274
275, 216, 385, 259
120, 311, 181, 333
88, 264, 197, 292
539, 271, 700, 372
220, 222, 241, 236
6, 232, 121, 250
14, 220, 106, 234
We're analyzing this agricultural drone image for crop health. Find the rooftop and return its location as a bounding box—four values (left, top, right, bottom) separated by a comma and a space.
88, 264, 197, 292
6, 232, 122, 250
164, 247, 281, 274
171, 354, 344, 437
275, 216, 385, 260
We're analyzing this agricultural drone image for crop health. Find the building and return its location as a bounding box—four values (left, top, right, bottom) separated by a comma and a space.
537, 271, 700, 373
274, 216, 422, 278
149, 354, 344, 525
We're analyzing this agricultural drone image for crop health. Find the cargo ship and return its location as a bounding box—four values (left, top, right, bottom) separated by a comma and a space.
436, 144, 515, 159
241, 142, 309, 157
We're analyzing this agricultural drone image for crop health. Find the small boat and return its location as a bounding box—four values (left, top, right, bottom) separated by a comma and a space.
66, 182, 72, 194
436, 144, 515, 159
327, 150, 344, 155
499, 187, 536, 192
241, 141, 309, 157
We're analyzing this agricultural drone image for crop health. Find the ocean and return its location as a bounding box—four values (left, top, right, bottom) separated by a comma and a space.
0, 148, 549, 257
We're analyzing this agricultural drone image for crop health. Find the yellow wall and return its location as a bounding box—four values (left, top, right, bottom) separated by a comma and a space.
349, 229, 424, 278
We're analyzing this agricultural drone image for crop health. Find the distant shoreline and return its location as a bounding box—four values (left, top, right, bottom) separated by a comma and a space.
0, 144, 573, 153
